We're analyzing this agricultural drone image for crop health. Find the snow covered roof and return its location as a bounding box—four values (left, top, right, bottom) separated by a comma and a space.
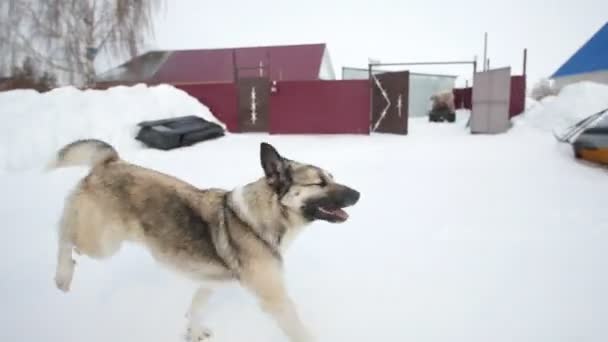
97, 43, 332, 84
552, 22, 608, 78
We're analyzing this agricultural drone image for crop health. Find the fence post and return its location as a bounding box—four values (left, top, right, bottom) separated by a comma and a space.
368, 63, 373, 130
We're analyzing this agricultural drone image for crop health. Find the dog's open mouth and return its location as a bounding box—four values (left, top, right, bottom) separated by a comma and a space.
304, 187, 360, 223
316, 206, 349, 223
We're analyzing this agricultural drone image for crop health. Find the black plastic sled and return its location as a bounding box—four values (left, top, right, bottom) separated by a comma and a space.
135, 115, 225, 150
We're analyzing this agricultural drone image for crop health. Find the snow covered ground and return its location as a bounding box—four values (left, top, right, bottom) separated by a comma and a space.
0, 84, 225, 172
521, 81, 608, 134
1, 84, 608, 342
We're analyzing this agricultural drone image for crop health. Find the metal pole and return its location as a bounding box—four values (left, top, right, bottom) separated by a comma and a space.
483, 32, 488, 71
232, 49, 238, 82
523, 48, 528, 76
369, 61, 475, 67
473, 57, 477, 88
368, 62, 373, 130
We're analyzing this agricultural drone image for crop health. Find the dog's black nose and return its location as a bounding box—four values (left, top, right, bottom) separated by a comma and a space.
345, 188, 360, 205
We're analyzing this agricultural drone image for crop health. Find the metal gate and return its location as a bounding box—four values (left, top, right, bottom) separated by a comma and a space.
237, 77, 270, 132
470, 67, 512, 134
370, 71, 409, 134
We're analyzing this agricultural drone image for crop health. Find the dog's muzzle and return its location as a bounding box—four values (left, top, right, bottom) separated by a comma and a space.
304, 185, 360, 223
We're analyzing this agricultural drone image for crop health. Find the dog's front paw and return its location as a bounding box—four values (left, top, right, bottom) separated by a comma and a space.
55, 276, 71, 292
185, 325, 213, 341
54, 259, 76, 292
297, 329, 317, 342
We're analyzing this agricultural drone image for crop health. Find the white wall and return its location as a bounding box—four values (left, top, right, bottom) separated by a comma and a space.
554, 70, 608, 89
318, 48, 336, 80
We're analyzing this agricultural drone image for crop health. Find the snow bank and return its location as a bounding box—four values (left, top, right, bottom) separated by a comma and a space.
520, 81, 608, 133
0, 84, 226, 172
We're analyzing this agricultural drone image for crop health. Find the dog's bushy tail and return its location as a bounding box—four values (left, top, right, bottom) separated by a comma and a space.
47, 139, 120, 170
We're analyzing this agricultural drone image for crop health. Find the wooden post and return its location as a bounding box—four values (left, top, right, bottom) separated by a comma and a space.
232, 49, 238, 82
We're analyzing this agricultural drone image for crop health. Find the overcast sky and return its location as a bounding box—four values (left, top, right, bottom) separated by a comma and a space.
147, 0, 606, 85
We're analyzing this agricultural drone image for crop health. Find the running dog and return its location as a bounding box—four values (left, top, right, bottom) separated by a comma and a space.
50, 139, 360, 342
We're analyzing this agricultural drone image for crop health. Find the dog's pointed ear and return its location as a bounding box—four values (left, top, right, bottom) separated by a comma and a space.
260, 142, 284, 178
260, 142, 290, 194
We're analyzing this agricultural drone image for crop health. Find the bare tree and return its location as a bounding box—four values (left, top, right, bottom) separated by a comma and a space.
0, 0, 163, 87
530, 78, 559, 101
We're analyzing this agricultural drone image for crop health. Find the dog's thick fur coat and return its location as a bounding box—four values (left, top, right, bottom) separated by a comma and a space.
50, 139, 360, 342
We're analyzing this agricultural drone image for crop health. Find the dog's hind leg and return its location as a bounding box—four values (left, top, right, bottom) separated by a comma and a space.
54, 215, 76, 292
54, 195, 82, 292
243, 262, 314, 342
185, 286, 215, 341
55, 240, 75, 292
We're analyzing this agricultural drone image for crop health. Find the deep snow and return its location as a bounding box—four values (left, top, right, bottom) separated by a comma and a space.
0, 84, 225, 172
0, 84, 607, 342
521, 81, 608, 134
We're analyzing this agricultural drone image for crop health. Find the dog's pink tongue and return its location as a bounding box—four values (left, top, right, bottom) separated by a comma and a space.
320, 207, 349, 220
332, 208, 349, 220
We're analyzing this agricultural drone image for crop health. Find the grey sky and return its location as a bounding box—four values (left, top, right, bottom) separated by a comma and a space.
146, 0, 605, 85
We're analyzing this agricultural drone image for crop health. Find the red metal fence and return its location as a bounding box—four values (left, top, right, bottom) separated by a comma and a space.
453, 87, 473, 110
174, 83, 239, 132
101, 74, 524, 134
174, 80, 370, 134
509, 75, 526, 118
269, 80, 370, 134
453, 75, 526, 117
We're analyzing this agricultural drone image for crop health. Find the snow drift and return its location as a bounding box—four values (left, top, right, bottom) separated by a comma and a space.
520, 81, 608, 134
0, 84, 225, 172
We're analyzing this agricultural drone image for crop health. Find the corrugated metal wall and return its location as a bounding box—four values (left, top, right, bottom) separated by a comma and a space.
453, 87, 473, 110
453, 75, 526, 118
269, 80, 370, 134
174, 83, 239, 132
470, 67, 512, 134
509, 76, 526, 118
133, 75, 524, 134
177, 80, 370, 134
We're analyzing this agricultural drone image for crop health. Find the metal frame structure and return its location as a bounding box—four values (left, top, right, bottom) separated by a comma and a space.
342, 66, 459, 80
366, 60, 478, 130
367, 60, 478, 83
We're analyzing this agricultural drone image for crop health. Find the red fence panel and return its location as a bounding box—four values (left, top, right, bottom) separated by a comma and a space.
173, 83, 239, 132
509, 75, 526, 118
453, 87, 473, 110
269, 80, 370, 134
454, 75, 526, 118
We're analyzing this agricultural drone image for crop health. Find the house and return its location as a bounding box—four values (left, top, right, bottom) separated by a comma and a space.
96, 43, 335, 85
551, 22, 608, 88
95, 43, 369, 135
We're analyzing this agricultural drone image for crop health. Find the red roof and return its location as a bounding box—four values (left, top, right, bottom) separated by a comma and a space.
98, 43, 328, 84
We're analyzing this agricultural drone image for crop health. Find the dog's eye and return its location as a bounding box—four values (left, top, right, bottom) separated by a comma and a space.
301, 180, 327, 187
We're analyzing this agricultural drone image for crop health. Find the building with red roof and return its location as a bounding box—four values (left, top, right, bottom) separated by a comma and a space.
96, 43, 335, 85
